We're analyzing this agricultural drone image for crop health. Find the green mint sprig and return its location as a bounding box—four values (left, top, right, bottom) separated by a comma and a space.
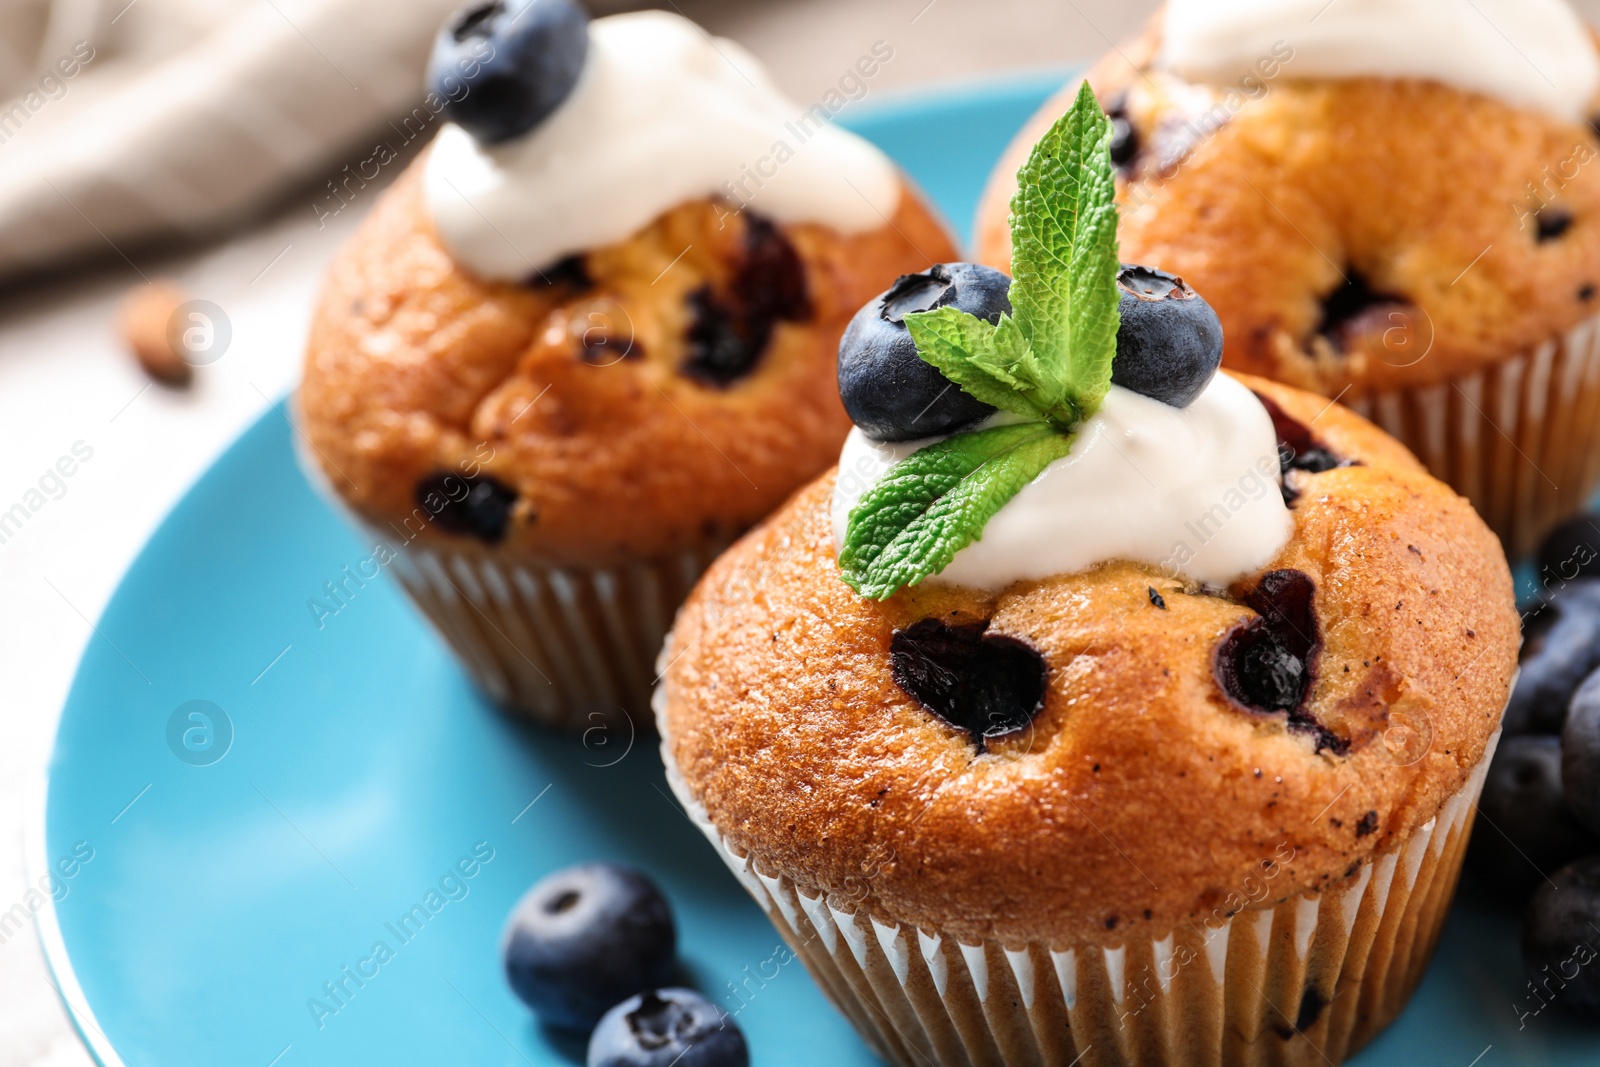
839, 82, 1120, 600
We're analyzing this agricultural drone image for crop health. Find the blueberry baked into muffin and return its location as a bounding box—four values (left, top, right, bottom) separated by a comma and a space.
659, 91, 1519, 1067
976, 0, 1600, 555
297, 0, 957, 729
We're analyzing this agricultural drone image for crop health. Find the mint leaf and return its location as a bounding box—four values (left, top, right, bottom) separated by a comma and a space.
903, 307, 1047, 421
836, 83, 1124, 600
838, 422, 1078, 600
1008, 80, 1121, 418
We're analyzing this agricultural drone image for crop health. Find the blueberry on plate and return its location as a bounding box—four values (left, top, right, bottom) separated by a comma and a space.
1539, 513, 1600, 583
1111, 264, 1224, 408
1523, 855, 1600, 1017
587, 989, 749, 1067
429, 0, 590, 144
1503, 579, 1600, 734
1564, 670, 1600, 834
503, 863, 676, 1030
838, 263, 1009, 442
1466, 735, 1600, 904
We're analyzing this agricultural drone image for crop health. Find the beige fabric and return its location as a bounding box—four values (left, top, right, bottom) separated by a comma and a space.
0, 0, 464, 282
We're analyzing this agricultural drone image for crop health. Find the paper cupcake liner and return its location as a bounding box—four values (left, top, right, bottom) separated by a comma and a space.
1347, 311, 1600, 558
376, 534, 728, 732
286, 407, 729, 732
657, 669, 1497, 1067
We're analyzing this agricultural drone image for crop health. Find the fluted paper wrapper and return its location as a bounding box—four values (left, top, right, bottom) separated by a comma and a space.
291, 428, 729, 729
1348, 312, 1600, 557
379, 538, 728, 732
659, 678, 1497, 1067
292, 430, 729, 732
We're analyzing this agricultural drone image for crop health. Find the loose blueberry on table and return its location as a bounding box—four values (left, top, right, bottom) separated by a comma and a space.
837, 263, 1010, 441
587, 989, 749, 1067
1110, 264, 1224, 407
1537, 512, 1600, 583
1466, 735, 1599, 903
1503, 579, 1600, 735
502, 863, 677, 1030
429, 0, 590, 144
1523, 856, 1600, 1018
1563, 670, 1600, 835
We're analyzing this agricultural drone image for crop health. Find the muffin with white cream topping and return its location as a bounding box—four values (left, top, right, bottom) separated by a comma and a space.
659, 88, 1519, 1067
297, 0, 958, 731
977, 0, 1600, 555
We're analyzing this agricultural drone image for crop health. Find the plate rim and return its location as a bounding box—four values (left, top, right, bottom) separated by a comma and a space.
28, 766, 127, 1067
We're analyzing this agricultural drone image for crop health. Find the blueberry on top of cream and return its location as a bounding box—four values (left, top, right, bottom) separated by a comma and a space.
838, 264, 1010, 442
1111, 265, 1223, 408
423, 10, 901, 281
428, 0, 590, 144
832, 85, 1292, 598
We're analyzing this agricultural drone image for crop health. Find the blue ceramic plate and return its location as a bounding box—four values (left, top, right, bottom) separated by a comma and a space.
40, 74, 1597, 1067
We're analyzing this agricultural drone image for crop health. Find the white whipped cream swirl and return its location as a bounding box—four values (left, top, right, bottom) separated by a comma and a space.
423, 11, 902, 281
1163, 0, 1600, 122
832, 375, 1294, 591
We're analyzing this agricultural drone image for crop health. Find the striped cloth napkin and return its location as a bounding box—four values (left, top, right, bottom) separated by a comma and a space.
0, 0, 473, 283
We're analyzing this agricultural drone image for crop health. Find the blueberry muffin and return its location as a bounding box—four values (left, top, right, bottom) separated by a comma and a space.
659, 96, 1519, 1066
297, 2, 958, 730
659, 379, 1515, 1065
976, 0, 1600, 555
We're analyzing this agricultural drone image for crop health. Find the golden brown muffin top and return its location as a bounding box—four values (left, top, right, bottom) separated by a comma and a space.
660, 375, 1518, 948
299, 153, 958, 566
976, 18, 1600, 397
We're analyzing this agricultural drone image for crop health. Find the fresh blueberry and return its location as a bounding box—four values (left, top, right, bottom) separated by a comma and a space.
587, 989, 749, 1067
1539, 514, 1600, 584
429, 0, 589, 144
414, 472, 518, 543
838, 263, 1009, 442
1522, 855, 1600, 1017
1504, 580, 1600, 734
503, 863, 676, 1031
1467, 736, 1600, 904
1564, 670, 1600, 835
1111, 265, 1223, 408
